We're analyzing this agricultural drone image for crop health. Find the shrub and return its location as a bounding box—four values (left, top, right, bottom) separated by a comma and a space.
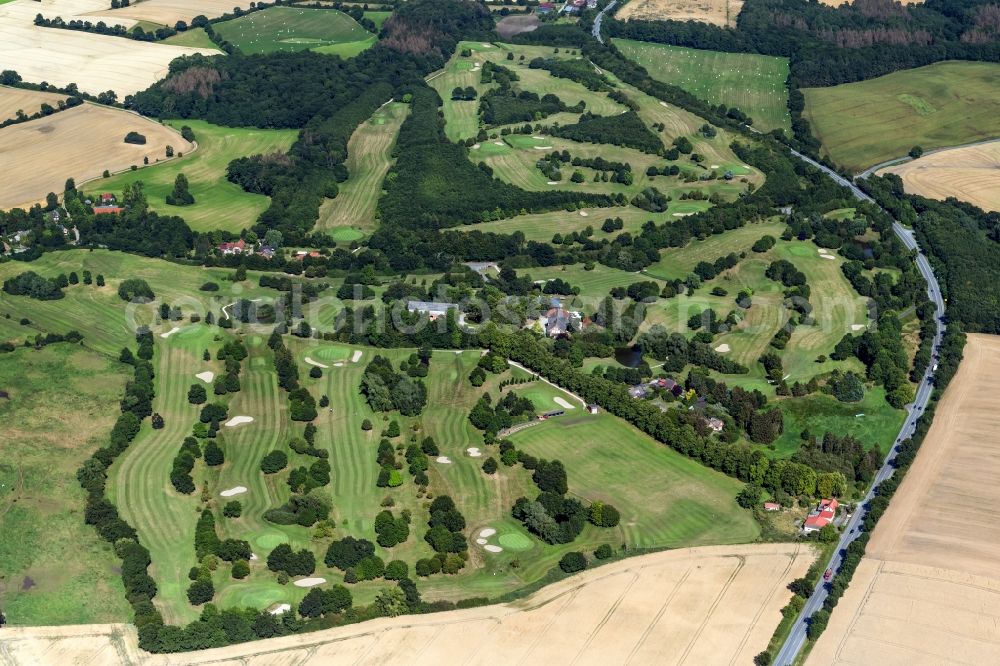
558, 551, 587, 573
594, 544, 613, 560
223, 501, 242, 518
124, 131, 147, 145
231, 560, 250, 579
186, 579, 214, 605
260, 450, 288, 474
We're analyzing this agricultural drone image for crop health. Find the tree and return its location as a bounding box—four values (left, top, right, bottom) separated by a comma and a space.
594, 543, 613, 559
188, 384, 207, 405
908, 145, 924, 159
260, 450, 288, 474
187, 579, 214, 605
559, 551, 587, 573
361, 419, 373, 431
807, 609, 830, 640
151, 413, 164, 429
482, 457, 498, 474
223, 501, 242, 518
117, 278, 154, 303
818, 524, 839, 543
166, 173, 195, 205
754, 651, 772, 666
204, 440, 224, 466
384, 560, 408, 581
736, 484, 763, 509
231, 560, 250, 579
124, 131, 147, 145
373, 586, 409, 617
588, 501, 620, 527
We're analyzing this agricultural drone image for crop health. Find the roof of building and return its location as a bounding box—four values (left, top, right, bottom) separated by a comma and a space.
92, 206, 123, 214
764, 502, 781, 510
407, 300, 457, 313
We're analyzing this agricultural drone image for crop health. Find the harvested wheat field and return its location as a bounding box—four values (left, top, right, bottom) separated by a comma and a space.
817, 0, 922, 5
103, 0, 245, 25
809, 333, 1000, 665
879, 140, 1000, 212
0, 104, 192, 210
615, 0, 744, 28
0, 86, 70, 123
0, 544, 813, 665
0, 0, 217, 96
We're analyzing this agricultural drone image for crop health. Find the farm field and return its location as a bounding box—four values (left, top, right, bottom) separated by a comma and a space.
0, 103, 192, 210
316, 102, 409, 240
0, 0, 217, 96
613, 39, 791, 132
878, 139, 1000, 212
0, 86, 70, 123
213, 6, 374, 55
803, 61, 1000, 172
614, 0, 745, 28
0, 344, 132, 626
160, 28, 222, 50
90, 119, 298, 233
0, 544, 815, 665
103, 0, 246, 24
808, 334, 1000, 665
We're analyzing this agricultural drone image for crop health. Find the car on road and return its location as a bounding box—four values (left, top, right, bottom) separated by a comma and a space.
823, 568, 834, 582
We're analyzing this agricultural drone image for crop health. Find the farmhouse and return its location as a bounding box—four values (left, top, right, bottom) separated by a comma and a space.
539, 307, 582, 337
803, 498, 839, 533
218, 239, 246, 255
407, 300, 457, 321
704, 417, 725, 432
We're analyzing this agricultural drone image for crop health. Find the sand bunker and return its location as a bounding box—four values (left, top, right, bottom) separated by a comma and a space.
333, 362, 344, 367
715, 343, 731, 353
672, 212, 693, 217
195, 371, 215, 383
547, 181, 559, 185
159, 326, 180, 339
220, 486, 247, 497
467, 447, 482, 458
484, 545, 503, 553
292, 578, 326, 588
820, 254, 836, 260
533, 146, 553, 150
436, 456, 452, 464
493, 141, 504, 146
553, 397, 576, 409
268, 604, 291, 616
579, 210, 589, 216
472, 143, 481, 149
851, 324, 866, 331
224, 416, 254, 427
351, 350, 363, 363
476, 538, 488, 545
249, 553, 258, 561
304, 357, 328, 369
479, 528, 497, 538
710, 164, 720, 168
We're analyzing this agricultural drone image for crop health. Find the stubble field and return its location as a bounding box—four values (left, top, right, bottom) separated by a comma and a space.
0, 544, 814, 665
878, 139, 1000, 212
614, 0, 745, 28
102, 0, 247, 24
0, 103, 192, 210
808, 334, 1000, 665
0, 86, 70, 123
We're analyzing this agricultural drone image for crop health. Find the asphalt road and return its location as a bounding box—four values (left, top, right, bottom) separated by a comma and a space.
592, 0, 616, 43
772, 151, 946, 666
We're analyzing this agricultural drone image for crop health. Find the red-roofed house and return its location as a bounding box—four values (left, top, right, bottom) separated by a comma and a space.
803, 498, 839, 533
764, 502, 781, 511
218, 239, 246, 255
100, 193, 115, 204
92, 206, 123, 215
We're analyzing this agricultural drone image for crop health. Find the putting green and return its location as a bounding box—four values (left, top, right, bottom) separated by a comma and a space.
253, 532, 288, 550
329, 227, 365, 242
455, 60, 474, 71
313, 346, 351, 361
786, 245, 814, 257
497, 532, 533, 551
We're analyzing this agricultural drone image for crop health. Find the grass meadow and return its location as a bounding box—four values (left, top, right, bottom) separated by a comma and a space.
613, 39, 791, 132
161, 28, 222, 50
803, 61, 1000, 171
90, 120, 297, 233
214, 7, 374, 55
462, 206, 679, 242
0, 344, 132, 625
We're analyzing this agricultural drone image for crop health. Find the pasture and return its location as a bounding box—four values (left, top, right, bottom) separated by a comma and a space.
0, 0, 217, 96
0, 544, 814, 665
613, 39, 791, 132
803, 61, 1000, 171
90, 119, 298, 233
879, 139, 1000, 212
809, 334, 1000, 665
0, 344, 131, 625
614, 0, 745, 28
213, 7, 374, 55
0, 86, 70, 123
317, 102, 409, 238
0, 103, 192, 211
161, 28, 222, 50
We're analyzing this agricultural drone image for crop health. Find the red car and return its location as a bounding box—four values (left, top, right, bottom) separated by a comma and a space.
823, 568, 833, 582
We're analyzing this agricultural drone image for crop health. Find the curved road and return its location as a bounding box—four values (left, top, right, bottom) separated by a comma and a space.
773, 150, 946, 666
592, 0, 616, 43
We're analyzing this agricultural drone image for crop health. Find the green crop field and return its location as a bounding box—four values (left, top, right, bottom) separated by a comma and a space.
214, 7, 375, 55
802, 61, 1000, 171
317, 102, 409, 239
613, 39, 791, 133
0, 344, 132, 625
161, 28, 222, 50
90, 120, 297, 233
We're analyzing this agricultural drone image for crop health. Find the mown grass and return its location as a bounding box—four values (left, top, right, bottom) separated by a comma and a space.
0, 344, 132, 625
613, 39, 791, 132
90, 120, 297, 233
214, 7, 373, 55
461, 206, 673, 242
161, 28, 222, 50
802, 61, 1000, 171
316, 102, 409, 239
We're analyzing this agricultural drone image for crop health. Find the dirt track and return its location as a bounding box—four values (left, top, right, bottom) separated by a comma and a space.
0, 103, 192, 210
808, 334, 1000, 665
0, 544, 813, 665
879, 141, 1000, 212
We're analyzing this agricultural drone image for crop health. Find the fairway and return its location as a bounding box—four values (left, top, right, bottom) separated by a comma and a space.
803, 61, 1000, 171
214, 7, 374, 55
90, 119, 297, 233
317, 102, 408, 238
510, 413, 760, 548
0, 103, 192, 210
462, 206, 673, 242
0, 344, 131, 625
613, 39, 791, 132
